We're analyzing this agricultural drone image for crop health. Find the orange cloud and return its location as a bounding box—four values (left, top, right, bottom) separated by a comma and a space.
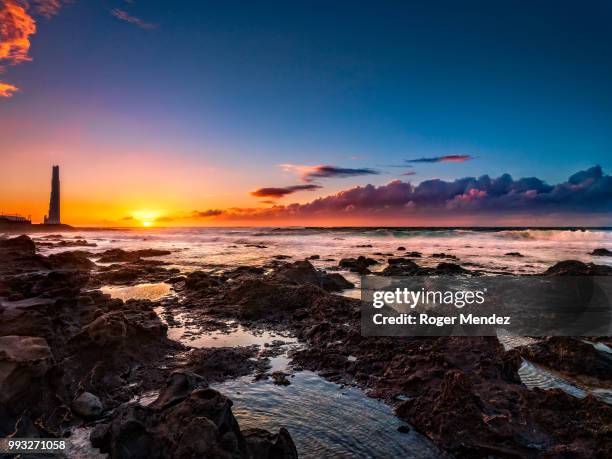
0, 0, 36, 66
0, 1, 66, 97
0, 81, 18, 96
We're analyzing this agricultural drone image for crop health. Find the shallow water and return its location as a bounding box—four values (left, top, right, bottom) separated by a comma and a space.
156, 310, 440, 457
100, 282, 172, 301
498, 334, 612, 404
214, 371, 443, 458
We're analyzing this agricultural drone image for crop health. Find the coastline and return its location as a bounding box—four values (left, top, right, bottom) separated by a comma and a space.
0, 231, 611, 457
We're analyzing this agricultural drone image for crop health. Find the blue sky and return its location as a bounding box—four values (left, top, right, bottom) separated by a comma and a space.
1, 0, 611, 224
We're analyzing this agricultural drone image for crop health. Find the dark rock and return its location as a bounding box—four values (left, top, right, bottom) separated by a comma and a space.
517, 337, 612, 380
381, 259, 421, 276
184, 271, 223, 291
271, 371, 291, 386
544, 260, 612, 276
93, 372, 297, 459
243, 427, 298, 459
0, 336, 53, 408
397, 425, 411, 433
72, 392, 103, 419
0, 235, 36, 256
338, 256, 377, 274
396, 246, 406, 251
306, 255, 320, 260
47, 251, 95, 270
97, 248, 172, 263
435, 262, 470, 275
273, 260, 354, 292
183, 347, 258, 383
273, 255, 291, 260
82, 312, 129, 347
505, 252, 524, 257
591, 248, 612, 256
387, 257, 415, 265
431, 253, 458, 260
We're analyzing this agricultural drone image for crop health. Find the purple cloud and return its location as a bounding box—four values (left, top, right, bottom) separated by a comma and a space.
406, 155, 473, 163
200, 166, 612, 222
251, 184, 322, 198
281, 164, 379, 182
111, 8, 157, 29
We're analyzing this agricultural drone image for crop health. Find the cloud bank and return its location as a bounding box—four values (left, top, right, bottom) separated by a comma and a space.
193, 166, 611, 223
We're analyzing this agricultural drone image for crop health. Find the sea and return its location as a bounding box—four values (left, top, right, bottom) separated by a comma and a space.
23, 227, 612, 457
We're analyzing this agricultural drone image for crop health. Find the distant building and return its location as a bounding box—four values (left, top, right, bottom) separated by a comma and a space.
0, 213, 31, 224
44, 165, 61, 225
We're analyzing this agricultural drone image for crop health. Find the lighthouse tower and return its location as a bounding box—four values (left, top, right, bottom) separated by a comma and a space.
44, 165, 61, 225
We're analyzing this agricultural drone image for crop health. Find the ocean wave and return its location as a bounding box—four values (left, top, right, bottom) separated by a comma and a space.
494, 229, 612, 241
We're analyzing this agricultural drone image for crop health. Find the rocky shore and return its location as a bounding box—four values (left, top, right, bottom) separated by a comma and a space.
0, 235, 297, 458
1, 234, 611, 458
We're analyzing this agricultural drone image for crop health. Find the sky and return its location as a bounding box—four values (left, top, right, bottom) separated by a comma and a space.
1, 0, 611, 226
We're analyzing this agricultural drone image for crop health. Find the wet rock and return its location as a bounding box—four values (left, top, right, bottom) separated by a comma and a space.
338, 256, 377, 274
271, 371, 291, 386
0, 336, 53, 408
322, 272, 355, 291
431, 253, 458, 260
591, 248, 612, 256
32, 270, 90, 297
505, 252, 524, 257
243, 427, 298, 459
517, 337, 612, 380
306, 255, 320, 260
83, 312, 128, 347
96, 266, 141, 284
227, 280, 324, 320
39, 239, 97, 248
381, 259, 421, 276
97, 248, 172, 263
184, 271, 223, 291
183, 347, 258, 383
434, 262, 470, 275
273, 255, 291, 260
94, 262, 179, 286
544, 260, 612, 276
0, 235, 36, 256
225, 266, 266, 278
92, 372, 297, 459
405, 251, 422, 258
396, 246, 406, 251
72, 392, 103, 419
148, 371, 204, 411
273, 260, 354, 292
47, 250, 95, 270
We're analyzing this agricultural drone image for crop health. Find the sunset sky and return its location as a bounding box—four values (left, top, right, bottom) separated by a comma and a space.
1, 0, 611, 226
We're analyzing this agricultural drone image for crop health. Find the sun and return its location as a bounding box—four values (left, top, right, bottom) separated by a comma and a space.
131, 210, 159, 227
